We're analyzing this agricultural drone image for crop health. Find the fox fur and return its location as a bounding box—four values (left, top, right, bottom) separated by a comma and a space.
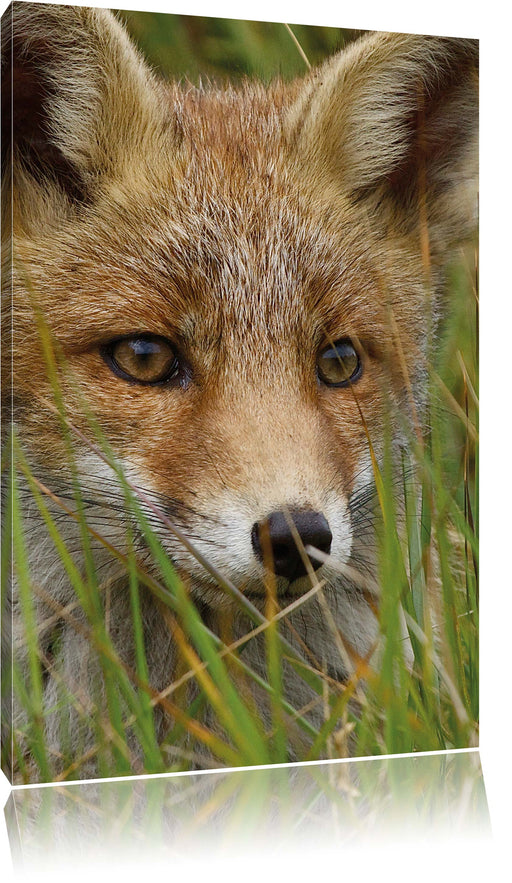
1, 3, 478, 780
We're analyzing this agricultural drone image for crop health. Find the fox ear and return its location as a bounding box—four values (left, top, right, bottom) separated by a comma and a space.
2, 2, 168, 220
287, 33, 478, 251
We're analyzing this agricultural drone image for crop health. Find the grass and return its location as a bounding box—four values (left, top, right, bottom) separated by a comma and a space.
1, 17, 478, 784
118, 11, 362, 83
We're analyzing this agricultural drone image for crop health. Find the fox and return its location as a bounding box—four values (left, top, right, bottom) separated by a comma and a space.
1, 2, 478, 781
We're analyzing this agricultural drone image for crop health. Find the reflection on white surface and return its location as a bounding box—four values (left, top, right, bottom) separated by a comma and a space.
5, 750, 489, 874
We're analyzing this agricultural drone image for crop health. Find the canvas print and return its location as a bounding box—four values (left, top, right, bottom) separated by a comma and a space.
1, 2, 478, 783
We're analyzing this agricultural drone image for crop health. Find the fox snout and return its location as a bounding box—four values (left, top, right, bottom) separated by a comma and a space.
251, 509, 332, 583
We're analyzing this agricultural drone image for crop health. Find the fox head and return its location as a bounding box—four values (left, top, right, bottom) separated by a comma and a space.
2, 5, 478, 628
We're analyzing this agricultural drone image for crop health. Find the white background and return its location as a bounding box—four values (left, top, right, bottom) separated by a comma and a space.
1, 0, 510, 879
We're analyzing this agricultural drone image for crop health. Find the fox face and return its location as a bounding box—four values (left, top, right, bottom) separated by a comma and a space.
2, 3, 478, 777
20, 143, 394, 601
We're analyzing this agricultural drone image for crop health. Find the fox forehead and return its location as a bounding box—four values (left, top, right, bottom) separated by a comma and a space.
24, 85, 396, 357
38, 208, 388, 384
166, 80, 294, 171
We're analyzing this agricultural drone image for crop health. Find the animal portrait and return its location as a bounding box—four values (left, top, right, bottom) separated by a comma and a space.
1, 3, 478, 783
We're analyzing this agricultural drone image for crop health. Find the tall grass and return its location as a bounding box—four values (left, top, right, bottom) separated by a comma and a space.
118, 11, 361, 83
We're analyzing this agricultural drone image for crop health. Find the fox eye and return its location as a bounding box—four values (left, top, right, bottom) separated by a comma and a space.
317, 339, 362, 387
101, 335, 180, 385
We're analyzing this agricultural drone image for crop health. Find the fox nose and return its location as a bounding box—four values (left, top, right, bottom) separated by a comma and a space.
251, 509, 332, 583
